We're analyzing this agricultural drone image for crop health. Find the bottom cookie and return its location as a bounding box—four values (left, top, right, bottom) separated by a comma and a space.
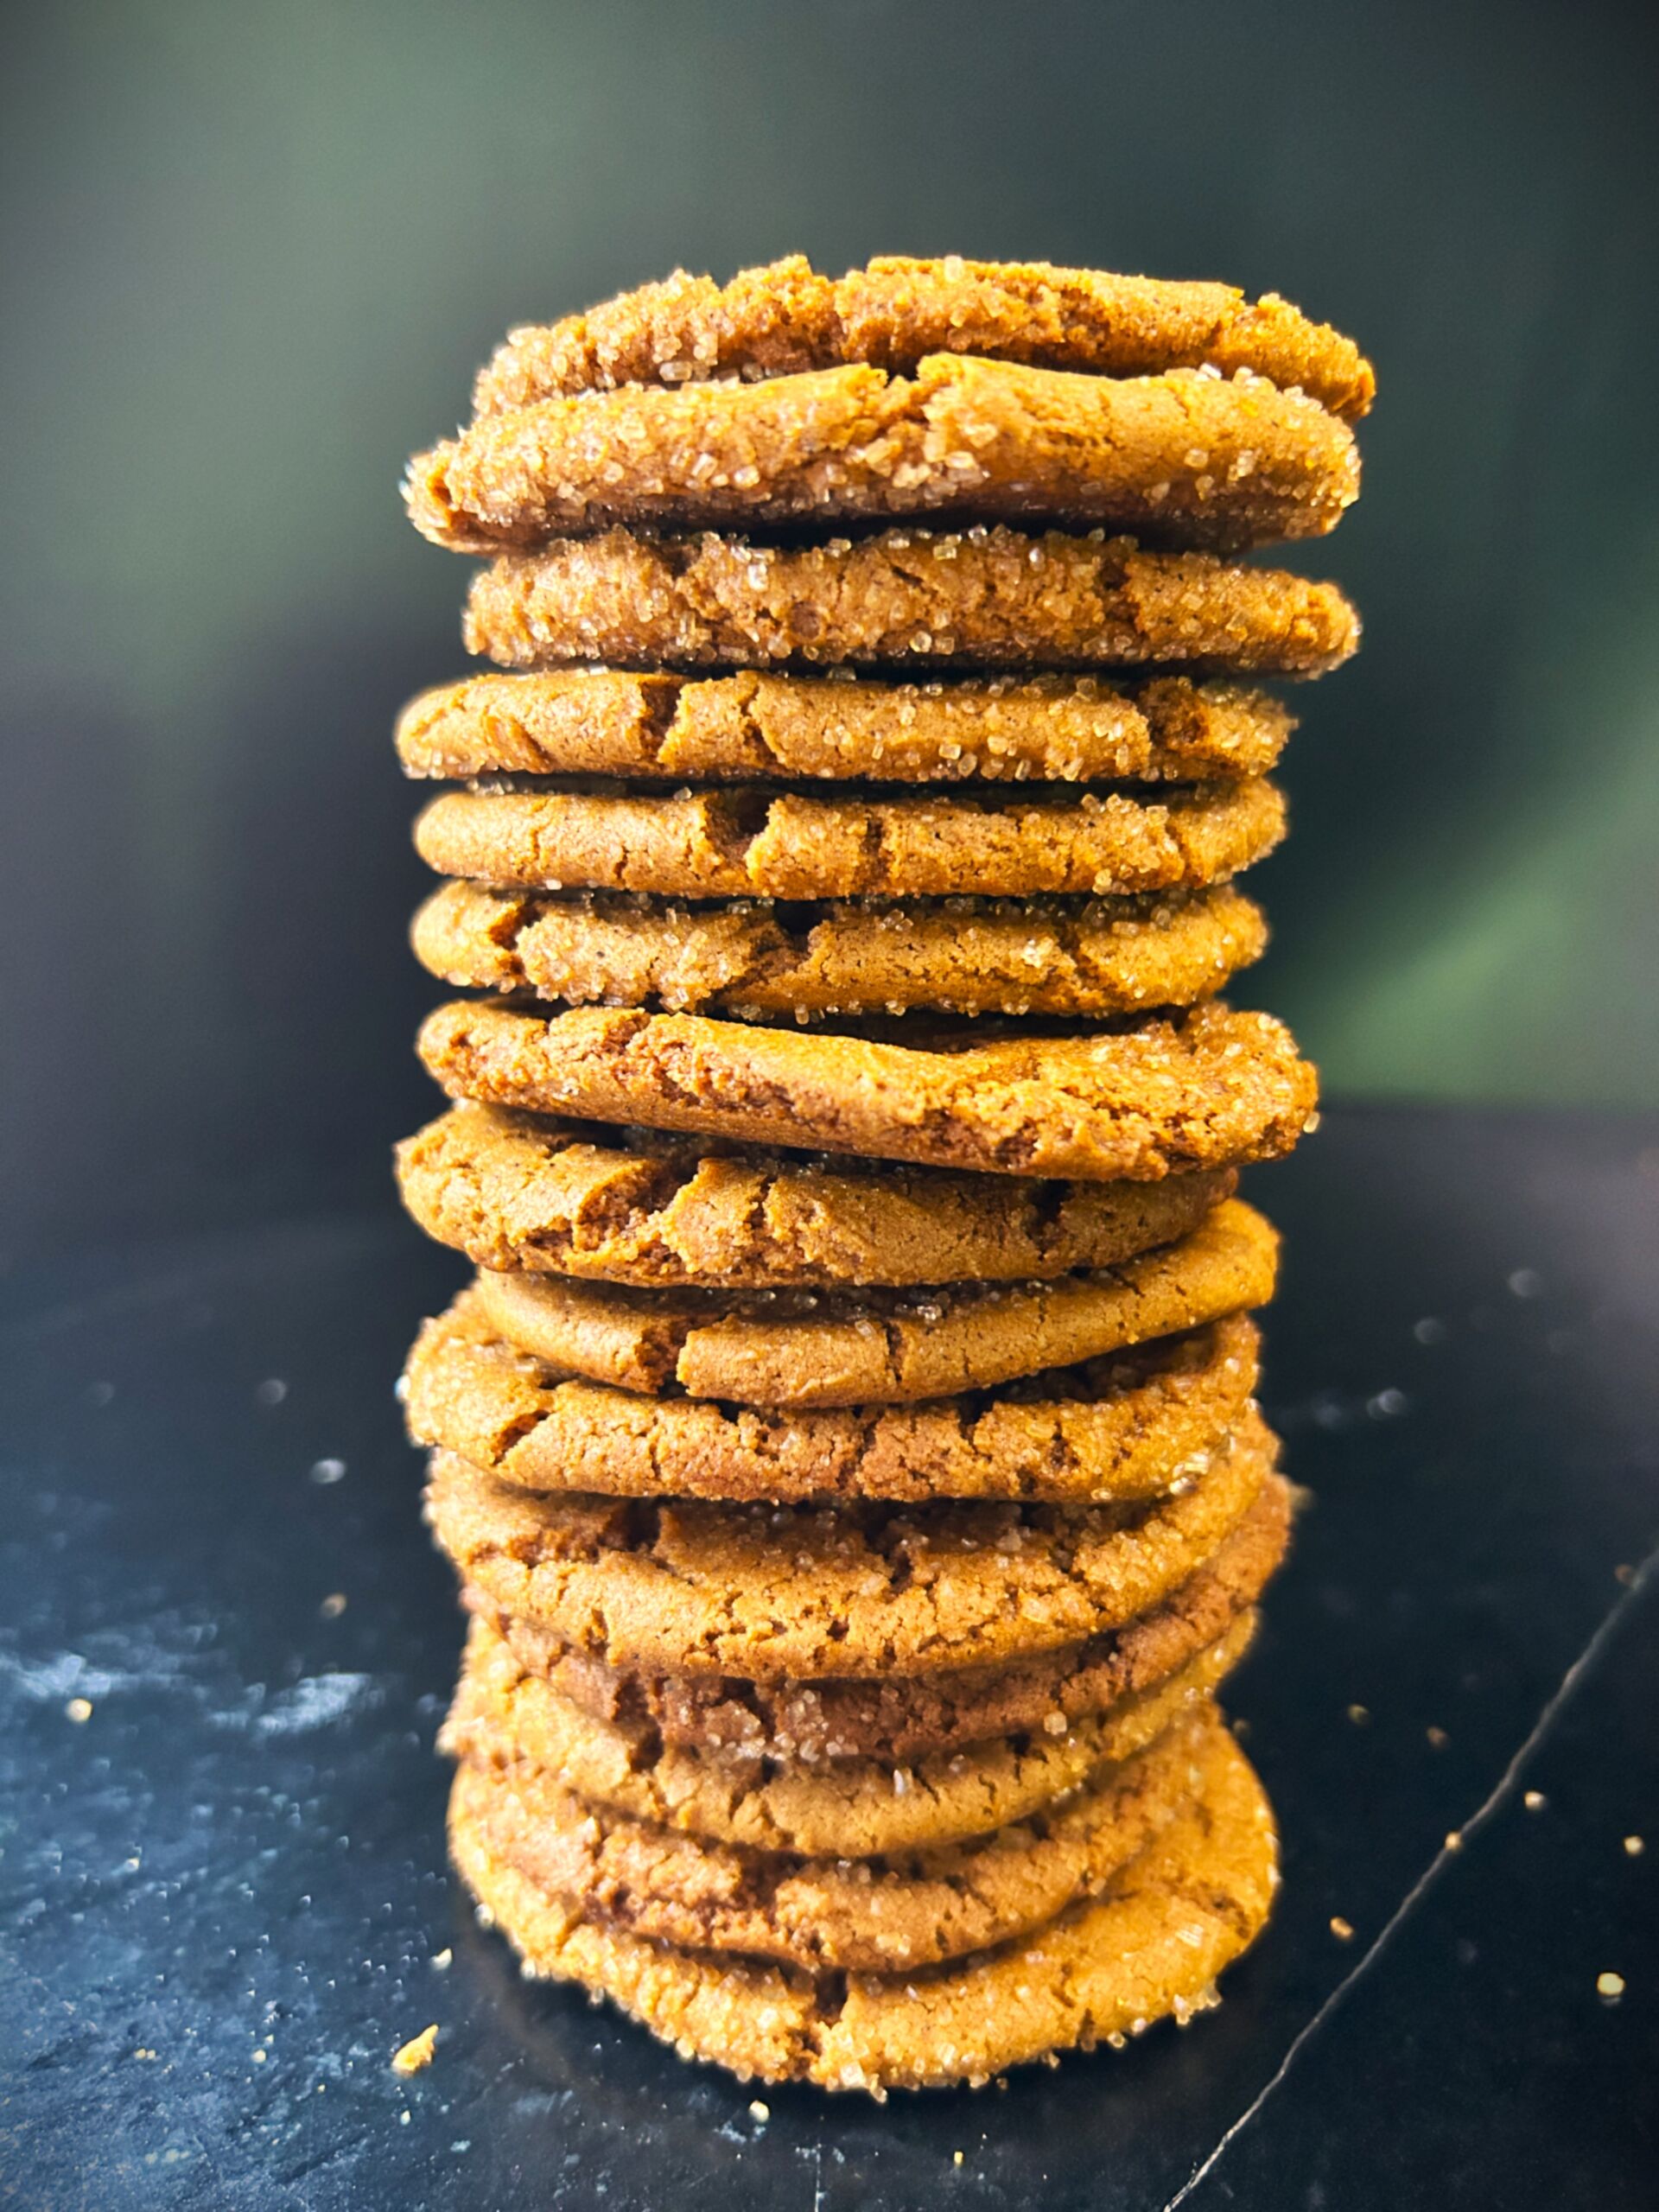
448, 1714, 1275, 2092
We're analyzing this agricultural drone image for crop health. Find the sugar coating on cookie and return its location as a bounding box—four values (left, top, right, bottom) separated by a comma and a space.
447, 1711, 1279, 2090
486, 1476, 1290, 1764
444, 1604, 1261, 1855
408, 355, 1358, 554
413, 776, 1285, 903
474, 255, 1375, 421
411, 878, 1268, 1020
462, 525, 1360, 676
454, 1699, 1222, 1972
395, 669, 1296, 787
416, 997, 1319, 1182
455, 1197, 1276, 1407
423, 1405, 1276, 1680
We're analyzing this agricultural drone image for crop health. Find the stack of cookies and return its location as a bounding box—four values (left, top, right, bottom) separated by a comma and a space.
393, 257, 1370, 2094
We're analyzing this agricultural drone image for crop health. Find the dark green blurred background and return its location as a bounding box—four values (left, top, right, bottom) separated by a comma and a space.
3, 0, 1656, 1256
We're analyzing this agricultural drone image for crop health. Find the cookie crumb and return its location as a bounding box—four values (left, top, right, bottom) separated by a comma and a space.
65, 1697, 92, 1724
1624, 1836, 1644, 1857
1346, 1703, 1370, 1725
1445, 1830, 1463, 1852
1426, 1726, 1448, 1748
309, 1458, 347, 1485
1329, 1916, 1355, 1942
747, 2100, 770, 2122
1597, 1972, 1625, 2001
391, 2024, 439, 2075
132, 2048, 157, 2062
431, 1948, 454, 1969
1523, 1790, 1547, 1812
954, 2150, 964, 2165
320, 1592, 347, 1618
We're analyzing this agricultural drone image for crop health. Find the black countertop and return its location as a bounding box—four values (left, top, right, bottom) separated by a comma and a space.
3, 1107, 1656, 2210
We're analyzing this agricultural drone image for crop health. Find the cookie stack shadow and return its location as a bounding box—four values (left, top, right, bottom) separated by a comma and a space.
392, 257, 1370, 2094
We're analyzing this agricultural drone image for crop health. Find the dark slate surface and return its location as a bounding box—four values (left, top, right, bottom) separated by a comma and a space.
2, 1106, 1656, 2210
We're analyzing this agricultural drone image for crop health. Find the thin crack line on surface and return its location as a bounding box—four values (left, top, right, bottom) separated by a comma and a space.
1159, 1541, 1659, 2212
811, 2139, 825, 2211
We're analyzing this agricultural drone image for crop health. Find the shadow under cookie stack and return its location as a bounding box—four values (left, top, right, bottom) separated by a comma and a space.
393, 256, 1370, 2094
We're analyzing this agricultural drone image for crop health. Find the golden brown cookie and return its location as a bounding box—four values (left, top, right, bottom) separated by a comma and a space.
408, 355, 1358, 554
406, 1289, 1259, 1503
463, 524, 1360, 676
448, 1713, 1277, 2091
411, 879, 1267, 1020
443, 1605, 1255, 1857
412, 775, 1285, 902
423, 1405, 1274, 1680
395, 1102, 1236, 1289
453, 1699, 1217, 1974
474, 254, 1375, 420
461, 1197, 1275, 1407
395, 669, 1295, 788
483, 1472, 1288, 1764
416, 997, 1319, 1182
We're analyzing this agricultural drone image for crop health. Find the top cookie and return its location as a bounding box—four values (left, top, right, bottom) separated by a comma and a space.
474, 256, 1375, 421
408, 354, 1357, 554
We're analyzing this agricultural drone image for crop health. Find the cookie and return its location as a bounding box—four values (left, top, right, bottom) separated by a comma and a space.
443, 1605, 1256, 1858
422, 1404, 1275, 1680
462, 1196, 1275, 1406
462, 524, 1360, 676
485, 1474, 1290, 1765
411, 878, 1267, 1020
474, 255, 1375, 421
416, 998, 1319, 1182
452, 1700, 1217, 1974
408, 354, 1358, 555
395, 1102, 1236, 1289
407, 1288, 1259, 1502
412, 775, 1285, 903
394, 669, 1295, 788
447, 1713, 1277, 2091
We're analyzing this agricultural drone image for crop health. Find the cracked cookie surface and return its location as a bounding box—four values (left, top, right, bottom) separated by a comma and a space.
395, 1102, 1236, 1289
448, 1711, 1276, 2091
481, 1474, 1289, 1764
474, 255, 1373, 420
423, 1405, 1274, 1680
417, 998, 1319, 1181
444, 1605, 1256, 1856
452, 1698, 1219, 1973
405, 1294, 1258, 1503
396, 668, 1296, 787
413, 774, 1285, 902
412, 878, 1267, 1020
456, 1197, 1276, 1406
409, 354, 1357, 553
462, 524, 1359, 677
